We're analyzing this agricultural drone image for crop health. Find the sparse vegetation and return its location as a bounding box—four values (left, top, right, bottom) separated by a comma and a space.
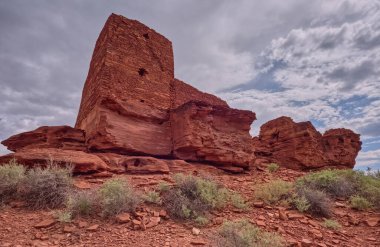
157, 181, 170, 192
56, 211, 72, 223
254, 180, 292, 205
267, 163, 279, 173
162, 174, 230, 221
144, 191, 162, 205
350, 195, 372, 211
67, 190, 98, 217
292, 195, 310, 213
99, 179, 140, 217
215, 220, 284, 247
230, 193, 249, 210
20, 165, 73, 209
0, 160, 26, 204
322, 219, 341, 230
295, 188, 332, 217
194, 215, 209, 226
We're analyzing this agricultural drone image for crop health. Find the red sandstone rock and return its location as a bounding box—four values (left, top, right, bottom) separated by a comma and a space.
0, 148, 109, 173
96, 153, 169, 174
1, 126, 86, 152
171, 101, 256, 168
254, 116, 361, 169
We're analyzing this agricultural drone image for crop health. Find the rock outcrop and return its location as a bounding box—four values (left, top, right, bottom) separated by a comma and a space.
0, 14, 362, 174
0, 14, 256, 173
0, 148, 109, 173
253, 116, 361, 170
171, 101, 256, 168
1, 126, 86, 152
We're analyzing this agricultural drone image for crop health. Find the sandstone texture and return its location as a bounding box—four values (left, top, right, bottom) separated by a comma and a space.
253, 116, 361, 169
171, 101, 256, 168
1, 126, 86, 152
0, 148, 109, 173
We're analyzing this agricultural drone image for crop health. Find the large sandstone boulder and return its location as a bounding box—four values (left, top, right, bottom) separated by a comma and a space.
1, 126, 86, 152
0, 148, 109, 173
254, 116, 361, 170
171, 101, 256, 168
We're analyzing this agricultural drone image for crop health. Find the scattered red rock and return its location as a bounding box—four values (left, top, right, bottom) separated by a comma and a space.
34, 219, 56, 229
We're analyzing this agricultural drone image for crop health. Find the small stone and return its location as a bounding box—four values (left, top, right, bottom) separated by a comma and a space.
287, 212, 303, 220
159, 209, 168, 218
253, 201, 264, 208
63, 225, 76, 233
190, 239, 207, 245
365, 217, 379, 227
73, 180, 91, 189
335, 202, 345, 207
301, 238, 313, 247
256, 220, 266, 227
192, 227, 201, 236
34, 219, 56, 229
146, 216, 161, 228
87, 224, 99, 231
279, 210, 288, 220
78, 221, 88, 228
115, 213, 131, 223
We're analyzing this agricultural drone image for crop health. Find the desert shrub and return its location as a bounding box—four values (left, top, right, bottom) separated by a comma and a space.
144, 191, 161, 205
254, 180, 292, 205
67, 190, 98, 217
297, 169, 380, 210
195, 216, 209, 226
350, 195, 372, 211
20, 165, 72, 209
267, 163, 279, 173
322, 219, 341, 230
292, 195, 310, 213
231, 193, 249, 210
99, 179, 140, 217
215, 220, 284, 247
56, 211, 72, 223
0, 160, 26, 203
162, 174, 229, 220
296, 188, 332, 217
157, 182, 170, 192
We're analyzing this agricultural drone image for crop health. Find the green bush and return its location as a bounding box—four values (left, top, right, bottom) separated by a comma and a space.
67, 190, 98, 217
56, 211, 72, 223
322, 219, 341, 230
157, 182, 170, 192
162, 174, 229, 220
144, 191, 161, 205
0, 160, 26, 203
350, 195, 372, 211
231, 193, 249, 210
296, 169, 380, 211
194, 216, 209, 226
99, 179, 140, 217
292, 195, 310, 213
20, 165, 72, 209
215, 220, 284, 247
267, 163, 279, 173
254, 180, 292, 205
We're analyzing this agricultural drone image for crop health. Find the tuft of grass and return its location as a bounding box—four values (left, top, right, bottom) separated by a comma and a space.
267, 163, 279, 173
162, 174, 229, 220
322, 219, 341, 230
20, 165, 73, 209
99, 179, 140, 217
67, 190, 98, 217
56, 211, 72, 223
230, 193, 249, 210
144, 191, 162, 205
292, 195, 310, 213
194, 216, 209, 226
254, 180, 292, 205
215, 220, 284, 247
350, 195, 372, 211
157, 182, 170, 192
0, 159, 26, 204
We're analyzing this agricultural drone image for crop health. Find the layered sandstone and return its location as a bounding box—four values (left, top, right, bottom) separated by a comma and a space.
1, 126, 86, 152
254, 116, 361, 169
171, 101, 256, 168
0, 148, 109, 173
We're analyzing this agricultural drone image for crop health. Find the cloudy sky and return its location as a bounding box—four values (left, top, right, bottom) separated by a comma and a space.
0, 0, 379, 169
